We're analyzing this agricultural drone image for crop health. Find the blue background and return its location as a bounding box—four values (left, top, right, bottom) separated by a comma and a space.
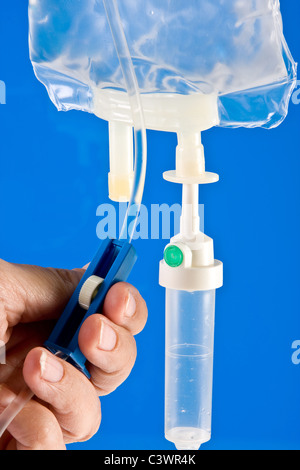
0, 1, 300, 451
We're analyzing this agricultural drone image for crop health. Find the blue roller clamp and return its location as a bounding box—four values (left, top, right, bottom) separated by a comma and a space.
44, 239, 137, 378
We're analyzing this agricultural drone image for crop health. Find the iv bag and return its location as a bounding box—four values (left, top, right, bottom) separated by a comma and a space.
28, 0, 296, 129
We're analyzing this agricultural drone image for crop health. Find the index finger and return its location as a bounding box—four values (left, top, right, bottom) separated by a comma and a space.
0, 260, 84, 329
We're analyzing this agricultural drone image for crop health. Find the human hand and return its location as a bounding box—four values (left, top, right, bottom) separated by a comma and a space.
0, 260, 147, 450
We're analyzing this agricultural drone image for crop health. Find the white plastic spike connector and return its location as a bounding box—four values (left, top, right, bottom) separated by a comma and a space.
79, 275, 105, 310
163, 131, 219, 186
176, 133, 205, 177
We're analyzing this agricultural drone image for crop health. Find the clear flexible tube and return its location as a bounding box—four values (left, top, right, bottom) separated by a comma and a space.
0, 0, 147, 438
102, 0, 147, 242
0, 386, 33, 437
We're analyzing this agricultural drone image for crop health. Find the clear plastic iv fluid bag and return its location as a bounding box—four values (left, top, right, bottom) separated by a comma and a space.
29, 0, 296, 129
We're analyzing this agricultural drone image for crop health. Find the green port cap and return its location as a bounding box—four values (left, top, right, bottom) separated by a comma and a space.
164, 245, 184, 268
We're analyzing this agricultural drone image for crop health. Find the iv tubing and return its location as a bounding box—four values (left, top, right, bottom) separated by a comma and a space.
0, 0, 147, 437
102, 0, 147, 242
0, 386, 33, 437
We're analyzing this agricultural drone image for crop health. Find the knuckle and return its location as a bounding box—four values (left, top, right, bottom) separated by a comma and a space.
36, 421, 59, 445
48, 267, 80, 293
63, 402, 102, 444
79, 413, 101, 443
31, 410, 63, 449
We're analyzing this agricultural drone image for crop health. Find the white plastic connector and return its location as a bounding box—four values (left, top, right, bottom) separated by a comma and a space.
160, 162, 223, 292
176, 133, 205, 177
163, 131, 219, 185
108, 121, 134, 202
93, 90, 220, 133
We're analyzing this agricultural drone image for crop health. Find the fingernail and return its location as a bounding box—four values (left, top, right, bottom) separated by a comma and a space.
125, 292, 136, 318
99, 322, 117, 351
40, 352, 64, 383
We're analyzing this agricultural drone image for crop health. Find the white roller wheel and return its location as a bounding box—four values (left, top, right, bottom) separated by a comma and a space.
79, 275, 105, 310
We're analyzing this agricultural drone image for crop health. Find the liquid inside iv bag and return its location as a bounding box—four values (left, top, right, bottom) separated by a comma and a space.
28, 0, 296, 129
